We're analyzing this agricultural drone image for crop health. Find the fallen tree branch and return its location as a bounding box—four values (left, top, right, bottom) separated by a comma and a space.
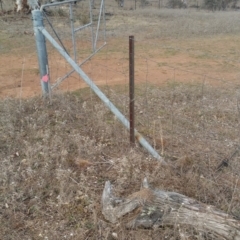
101, 178, 240, 240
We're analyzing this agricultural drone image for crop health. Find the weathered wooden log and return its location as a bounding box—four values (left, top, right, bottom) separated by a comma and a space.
101, 178, 240, 240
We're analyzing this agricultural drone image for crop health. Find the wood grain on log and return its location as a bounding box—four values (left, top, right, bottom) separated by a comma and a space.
102, 178, 240, 240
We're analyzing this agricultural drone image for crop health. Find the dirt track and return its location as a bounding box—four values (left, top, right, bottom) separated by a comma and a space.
1, 12, 240, 99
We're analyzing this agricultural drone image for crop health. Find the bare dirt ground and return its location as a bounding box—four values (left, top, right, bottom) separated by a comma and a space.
1, 34, 240, 98
1, 10, 240, 98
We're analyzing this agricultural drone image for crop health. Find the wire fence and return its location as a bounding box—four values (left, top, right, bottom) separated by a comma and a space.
0, 1, 239, 161
1, 0, 240, 236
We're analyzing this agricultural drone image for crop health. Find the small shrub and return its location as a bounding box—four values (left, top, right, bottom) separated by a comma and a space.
204, 0, 239, 10
80, 12, 89, 25
167, 0, 187, 8
57, 7, 67, 17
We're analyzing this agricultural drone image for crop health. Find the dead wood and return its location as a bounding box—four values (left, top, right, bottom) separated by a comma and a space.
101, 178, 240, 240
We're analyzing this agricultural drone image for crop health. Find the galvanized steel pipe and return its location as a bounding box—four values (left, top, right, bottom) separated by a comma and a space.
33, 10, 166, 164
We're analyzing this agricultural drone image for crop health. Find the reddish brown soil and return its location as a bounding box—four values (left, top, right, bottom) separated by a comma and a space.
1, 36, 240, 99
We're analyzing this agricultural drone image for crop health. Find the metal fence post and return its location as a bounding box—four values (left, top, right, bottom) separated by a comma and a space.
40, 27, 166, 164
129, 36, 135, 145
32, 9, 50, 97
69, 3, 77, 62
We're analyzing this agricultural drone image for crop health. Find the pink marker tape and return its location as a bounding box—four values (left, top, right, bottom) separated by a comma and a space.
42, 74, 49, 82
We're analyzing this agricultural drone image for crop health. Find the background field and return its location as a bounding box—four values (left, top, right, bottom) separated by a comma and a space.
1, 0, 240, 239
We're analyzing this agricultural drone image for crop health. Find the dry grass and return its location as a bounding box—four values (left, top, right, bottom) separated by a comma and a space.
106, 8, 240, 39
1, 82, 240, 239
1, 3, 240, 239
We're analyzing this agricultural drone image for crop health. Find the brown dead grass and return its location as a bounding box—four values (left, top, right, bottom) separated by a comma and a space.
0, 82, 240, 239
1, 4, 240, 239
